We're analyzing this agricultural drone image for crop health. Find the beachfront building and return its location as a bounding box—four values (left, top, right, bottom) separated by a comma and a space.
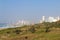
40, 16, 60, 23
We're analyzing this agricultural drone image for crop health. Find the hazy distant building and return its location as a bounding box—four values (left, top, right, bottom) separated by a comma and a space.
42, 16, 45, 21
47, 17, 57, 22
15, 20, 30, 27
40, 16, 45, 23
40, 16, 60, 23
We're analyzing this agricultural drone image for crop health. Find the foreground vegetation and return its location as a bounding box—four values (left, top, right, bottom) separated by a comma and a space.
0, 21, 60, 40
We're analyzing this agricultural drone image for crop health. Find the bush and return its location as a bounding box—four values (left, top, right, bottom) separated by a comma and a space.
25, 36, 28, 39
6, 31, 10, 34
45, 27, 50, 32
14, 30, 22, 34
29, 27, 36, 33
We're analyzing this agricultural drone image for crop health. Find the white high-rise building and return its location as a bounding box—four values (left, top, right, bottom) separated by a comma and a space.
40, 16, 45, 23
42, 16, 45, 21
40, 16, 60, 23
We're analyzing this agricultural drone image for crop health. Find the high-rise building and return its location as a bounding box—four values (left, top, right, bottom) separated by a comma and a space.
40, 16, 45, 23
42, 16, 45, 21
40, 16, 60, 23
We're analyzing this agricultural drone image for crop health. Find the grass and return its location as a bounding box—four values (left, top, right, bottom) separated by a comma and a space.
0, 21, 60, 40
0, 28, 60, 40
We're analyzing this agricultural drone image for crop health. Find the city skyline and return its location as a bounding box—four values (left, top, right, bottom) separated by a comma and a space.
0, 0, 60, 23
40, 16, 60, 23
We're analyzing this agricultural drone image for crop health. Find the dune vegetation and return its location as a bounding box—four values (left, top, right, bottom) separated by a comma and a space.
0, 21, 60, 40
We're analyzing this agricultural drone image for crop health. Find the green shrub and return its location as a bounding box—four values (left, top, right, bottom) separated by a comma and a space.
14, 30, 22, 34
29, 27, 36, 33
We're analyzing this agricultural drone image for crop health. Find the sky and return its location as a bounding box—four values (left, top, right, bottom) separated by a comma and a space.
0, 0, 60, 24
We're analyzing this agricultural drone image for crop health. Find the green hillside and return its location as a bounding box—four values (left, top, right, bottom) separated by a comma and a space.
0, 21, 60, 40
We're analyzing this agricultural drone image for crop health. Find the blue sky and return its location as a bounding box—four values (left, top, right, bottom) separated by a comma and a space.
0, 0, 60, 23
